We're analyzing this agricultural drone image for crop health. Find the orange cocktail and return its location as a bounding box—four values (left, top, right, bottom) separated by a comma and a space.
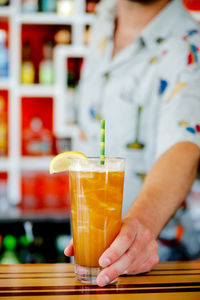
69, 157, 125, 284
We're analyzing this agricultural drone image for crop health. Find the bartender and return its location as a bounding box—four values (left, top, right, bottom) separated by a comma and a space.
65, 0, 200, 286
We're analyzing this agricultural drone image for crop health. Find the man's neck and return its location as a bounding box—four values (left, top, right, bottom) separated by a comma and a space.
113, 0, 171, 57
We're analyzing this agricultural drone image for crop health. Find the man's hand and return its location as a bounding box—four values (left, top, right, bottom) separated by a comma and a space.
64, 217, 159, 287
96, 217, 159, 286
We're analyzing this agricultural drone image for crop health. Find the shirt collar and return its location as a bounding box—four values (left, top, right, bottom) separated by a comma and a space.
97, 0, 117, 40
141, 0, 187, 49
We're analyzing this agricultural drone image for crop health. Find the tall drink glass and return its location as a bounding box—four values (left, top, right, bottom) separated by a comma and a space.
69, 157, 125, 284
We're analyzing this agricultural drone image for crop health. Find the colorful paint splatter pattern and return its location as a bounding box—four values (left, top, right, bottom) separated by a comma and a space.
179, 121, 200, 135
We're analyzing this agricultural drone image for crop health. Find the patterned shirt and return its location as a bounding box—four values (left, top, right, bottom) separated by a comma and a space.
73, 0, 200, 260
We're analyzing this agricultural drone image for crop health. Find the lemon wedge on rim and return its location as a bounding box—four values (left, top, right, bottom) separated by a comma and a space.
49, 151, 87, 174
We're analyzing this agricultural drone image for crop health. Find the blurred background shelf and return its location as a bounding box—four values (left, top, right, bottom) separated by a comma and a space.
0, 79, 11, 89
17, 13, 76, 25
0, 158, 9, 171
20, 156, 54, 170
0, 6, 13, 17
16, 13, 95, 25
0, 208, 70, 222
19, 84, 56, 96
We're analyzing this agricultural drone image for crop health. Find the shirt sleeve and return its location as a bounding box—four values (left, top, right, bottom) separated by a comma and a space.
155, 67, 200, 158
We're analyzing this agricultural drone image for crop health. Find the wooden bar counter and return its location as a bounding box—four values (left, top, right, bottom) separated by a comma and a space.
0, 261, 200, 299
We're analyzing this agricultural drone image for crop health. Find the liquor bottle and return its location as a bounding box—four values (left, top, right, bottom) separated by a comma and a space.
56, 0, 75, 16
19, 235, 32, 263
0, 30, 9, 78
0, 0, 9, 6
22, 0, 38, 12
84, 26, 91, 45
0, 235, 20, 264
19, 235, 45, 263
0, 95, 7, 156
39, 41, 54, 85
86, 0, 98, 13
19, 221, 39, 263
54, 29, 71, 45
21, 41, 35, 84
23, 116, 53, 155
40, 0, 56, 12
67, 57, 83, 88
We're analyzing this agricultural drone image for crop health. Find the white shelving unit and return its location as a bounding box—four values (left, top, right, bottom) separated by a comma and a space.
16, 12, 95, 25
0, 158, 9, 172
0, 0, 95, 206
53, 45, 88, 137
0, 5, 13, 17
0, 79, 11, 89
20, 156, 54, 171
18, 85, 56, 97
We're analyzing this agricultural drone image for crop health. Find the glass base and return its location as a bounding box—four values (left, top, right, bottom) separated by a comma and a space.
75, 264, 117, 285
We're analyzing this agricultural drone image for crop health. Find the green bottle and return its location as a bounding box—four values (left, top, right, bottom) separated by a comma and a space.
0, 235, 20, 264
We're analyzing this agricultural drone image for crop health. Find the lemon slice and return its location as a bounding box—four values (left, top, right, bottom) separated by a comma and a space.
49, 151, 87, 174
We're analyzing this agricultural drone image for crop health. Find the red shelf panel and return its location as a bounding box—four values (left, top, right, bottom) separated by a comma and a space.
21, 97, 56, 156
20, 171, 70, 213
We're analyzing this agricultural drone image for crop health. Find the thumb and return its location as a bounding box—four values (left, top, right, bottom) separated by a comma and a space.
64, 239, 74, 257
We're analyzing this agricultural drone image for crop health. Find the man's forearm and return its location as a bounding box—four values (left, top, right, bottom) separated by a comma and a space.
125, 142, 200, 238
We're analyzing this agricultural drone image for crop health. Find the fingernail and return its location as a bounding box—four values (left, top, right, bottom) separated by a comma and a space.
100, 258, 111, 267
99, 275, 110, 286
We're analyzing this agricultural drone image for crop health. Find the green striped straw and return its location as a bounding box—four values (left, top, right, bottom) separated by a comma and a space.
100, 120, 105, 165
